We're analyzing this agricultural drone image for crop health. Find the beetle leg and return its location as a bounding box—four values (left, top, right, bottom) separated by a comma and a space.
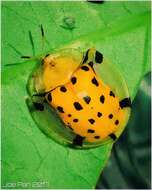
73, 135, 85, 146
33, 102, 44, 111
119, 97, 132, 109
109, 133, 117, 141
32, 92, 47, 97
31, 92, 48, 111
25, 97, 44, 112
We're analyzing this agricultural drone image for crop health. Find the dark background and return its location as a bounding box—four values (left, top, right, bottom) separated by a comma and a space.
96, 73, 151, 189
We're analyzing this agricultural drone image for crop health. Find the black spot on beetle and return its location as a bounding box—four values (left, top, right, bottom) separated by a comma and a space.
73, 102, 83, 110
94, 136, 100, 139
115, 120, 119, 125
92, 77, 99, 86
88, 118, 95, 124
97, 112, 102, 117
95, 51, 103, 63
73, 119, 79, 122
68, 114, 72, 117
81, 65, 89, 71
60, 86, 67, 92
87, 129, 95, 133
108, 114, 113, 119
83, 96, 91, 104
110, 91, 115, 97
100, 95, 105, 103
57, 106, 64, 113
71, 77, 77, 85
47, 93, 52, 102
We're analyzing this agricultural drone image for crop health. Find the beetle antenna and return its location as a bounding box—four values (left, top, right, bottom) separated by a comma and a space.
40, 24, 51, 52
40, 24, 45, 53
41, 24, 44, 37
29, 30, 35, 56
20, 30, 35, 59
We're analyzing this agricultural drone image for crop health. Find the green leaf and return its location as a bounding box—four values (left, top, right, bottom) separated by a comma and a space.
2, 1, 150, 189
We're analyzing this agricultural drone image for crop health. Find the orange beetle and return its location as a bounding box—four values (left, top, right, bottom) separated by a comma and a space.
33, 48, 131, 147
